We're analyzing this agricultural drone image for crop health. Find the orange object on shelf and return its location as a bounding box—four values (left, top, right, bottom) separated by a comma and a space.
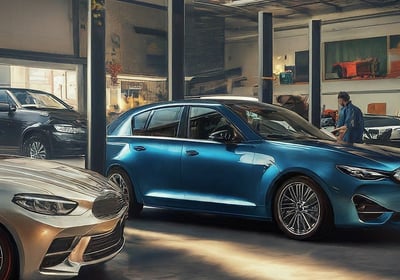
367, 103, 386, 115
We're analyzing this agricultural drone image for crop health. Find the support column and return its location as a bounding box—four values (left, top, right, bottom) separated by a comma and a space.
309, 20, 321, 128
87, 0, 106, 174
168, 0, 185, 100
258, 12, 273, 104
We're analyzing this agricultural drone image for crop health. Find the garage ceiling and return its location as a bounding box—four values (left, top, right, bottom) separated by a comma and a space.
194, 0, 400, 20
191, 0, 400, 41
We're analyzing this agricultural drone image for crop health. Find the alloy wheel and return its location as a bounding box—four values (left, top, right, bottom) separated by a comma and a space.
29, 140, 47, 159
109, 173, 130, 205
0, 228, 16, 280
0, 245, 3, 274
277, 181, 321, 236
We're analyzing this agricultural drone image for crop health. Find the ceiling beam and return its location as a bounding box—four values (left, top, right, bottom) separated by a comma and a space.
320, 0, 343, 12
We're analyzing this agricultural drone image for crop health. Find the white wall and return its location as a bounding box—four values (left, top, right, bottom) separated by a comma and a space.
106, 0, 167, 75
226, 11, 400, 115
0, 0, 73, 55
225, 40, 259, 86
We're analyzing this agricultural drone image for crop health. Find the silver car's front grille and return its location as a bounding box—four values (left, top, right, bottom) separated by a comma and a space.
83, 223, 125, 262
41, 223, 125, 269
92, 191, 127, 219
41, 237, 75, 268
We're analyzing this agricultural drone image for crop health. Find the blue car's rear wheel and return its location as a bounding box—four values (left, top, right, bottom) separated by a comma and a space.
108, 168, 143, 218
0, 227, 17, 280
274, 176, 332, 240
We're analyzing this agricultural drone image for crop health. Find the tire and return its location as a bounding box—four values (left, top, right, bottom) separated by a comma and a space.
273, 176, 333, 240
108, 168, 143, 218
0, 227, 18, 280
23, 135, 50, 159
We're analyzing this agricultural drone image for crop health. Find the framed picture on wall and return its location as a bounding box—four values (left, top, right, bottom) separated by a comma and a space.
324, 36, 389, 80
389, 35, 400, 78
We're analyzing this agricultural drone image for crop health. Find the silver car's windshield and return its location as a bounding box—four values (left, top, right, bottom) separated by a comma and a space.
228, 103, 334, 141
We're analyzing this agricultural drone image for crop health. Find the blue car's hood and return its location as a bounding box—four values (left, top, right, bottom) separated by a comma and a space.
328, 142, 400, 161
271, 139, 400, 169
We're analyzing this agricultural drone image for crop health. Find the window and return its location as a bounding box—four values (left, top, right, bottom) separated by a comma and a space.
364, 116, 400, 127
228, 103, 333, 141
132, 111, 151, 136
188, 106, 234, 140
145, 107, 183, 137
111, 110, 151, 136
0, 90, 15, 106
0, 91, 8, 103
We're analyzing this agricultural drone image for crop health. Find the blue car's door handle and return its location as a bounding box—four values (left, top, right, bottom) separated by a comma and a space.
186, 150, 199, 156
133, 146, 146, 151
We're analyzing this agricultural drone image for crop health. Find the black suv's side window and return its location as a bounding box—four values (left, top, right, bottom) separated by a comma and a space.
145, 107, 183, 137
0, 91, 8, 103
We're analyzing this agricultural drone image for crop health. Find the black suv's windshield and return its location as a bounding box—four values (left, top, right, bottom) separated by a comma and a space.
12, 90, 68, 110
228, 102, 334, 141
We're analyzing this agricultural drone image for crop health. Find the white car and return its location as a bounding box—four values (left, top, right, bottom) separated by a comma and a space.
363, 114, 400, 147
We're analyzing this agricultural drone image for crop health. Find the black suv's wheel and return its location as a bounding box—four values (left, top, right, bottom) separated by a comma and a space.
0, 227, 18, 280
108, 168, 143, 218
273, 176, 332, 240
23, 135, 50, 159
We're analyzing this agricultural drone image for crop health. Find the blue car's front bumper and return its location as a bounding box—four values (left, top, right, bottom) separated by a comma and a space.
328, 177, 400, 228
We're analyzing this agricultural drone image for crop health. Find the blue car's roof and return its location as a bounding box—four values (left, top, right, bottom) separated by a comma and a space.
107, 98, 283, 133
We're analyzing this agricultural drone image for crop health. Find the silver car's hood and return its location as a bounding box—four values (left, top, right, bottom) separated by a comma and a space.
0, 157, 114, 198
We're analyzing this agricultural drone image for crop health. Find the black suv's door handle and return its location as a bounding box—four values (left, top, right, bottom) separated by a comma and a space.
186, 150, 199, 156
133, 146, 146, 151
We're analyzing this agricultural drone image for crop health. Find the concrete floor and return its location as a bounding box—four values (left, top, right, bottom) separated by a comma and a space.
59, 157, 400, 280
72, 208, 400, 280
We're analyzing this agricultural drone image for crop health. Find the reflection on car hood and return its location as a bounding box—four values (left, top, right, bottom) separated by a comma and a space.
47, 110, 87, 126
279, 139, 400, 167
0, 157, 113, 198
331, 142, 400, 162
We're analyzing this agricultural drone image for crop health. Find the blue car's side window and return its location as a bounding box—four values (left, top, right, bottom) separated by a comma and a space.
112, 110, 150, 136
145, 107, 183, 137
132, 111, 151, 135
188, 106, 238, 140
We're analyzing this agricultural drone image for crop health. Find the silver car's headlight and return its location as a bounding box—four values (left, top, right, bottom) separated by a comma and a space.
54, 124, 85, 134
337, 165, 388, 180
12, 194, 78, 215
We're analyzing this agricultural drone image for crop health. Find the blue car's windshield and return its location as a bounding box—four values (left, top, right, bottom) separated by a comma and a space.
228, 103, 334, 141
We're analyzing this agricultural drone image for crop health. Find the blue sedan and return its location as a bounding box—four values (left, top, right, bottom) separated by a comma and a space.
106, 98, 400, 240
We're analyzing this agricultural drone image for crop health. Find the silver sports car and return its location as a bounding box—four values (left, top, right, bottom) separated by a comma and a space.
0, 155, 128, 280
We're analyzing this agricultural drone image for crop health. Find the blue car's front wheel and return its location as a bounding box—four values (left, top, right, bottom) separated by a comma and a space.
274, 176, 332, 240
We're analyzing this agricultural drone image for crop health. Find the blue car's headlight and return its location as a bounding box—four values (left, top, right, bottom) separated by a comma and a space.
394, 169, 400, 183
12, 194, 78, 215
337, 165, 388, 180
54, 124, 85, 134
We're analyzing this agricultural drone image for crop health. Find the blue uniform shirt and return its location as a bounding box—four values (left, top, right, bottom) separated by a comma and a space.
336, 101, 364, 143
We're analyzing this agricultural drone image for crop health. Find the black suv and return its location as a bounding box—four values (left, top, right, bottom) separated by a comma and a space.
0, 88, 87, 159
